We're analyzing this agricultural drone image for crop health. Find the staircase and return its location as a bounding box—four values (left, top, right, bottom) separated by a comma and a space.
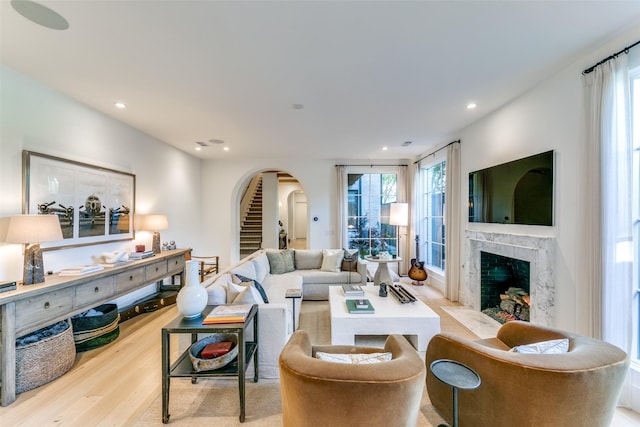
239, 176, 263, 259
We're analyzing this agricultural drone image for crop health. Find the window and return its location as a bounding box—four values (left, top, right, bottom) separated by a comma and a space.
346, 173, 397, 257
419, 160, 446, 271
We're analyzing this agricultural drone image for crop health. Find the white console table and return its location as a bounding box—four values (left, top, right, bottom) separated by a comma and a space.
0, 248, 190, 406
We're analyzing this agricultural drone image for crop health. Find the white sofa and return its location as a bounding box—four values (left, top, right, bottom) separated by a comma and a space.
201, 249, 367, 378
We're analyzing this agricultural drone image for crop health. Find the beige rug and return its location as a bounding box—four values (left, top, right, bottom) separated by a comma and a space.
135, 301, 447, 426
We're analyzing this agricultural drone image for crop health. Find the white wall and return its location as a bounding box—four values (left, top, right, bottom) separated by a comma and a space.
454, 25, 640, 333
0, 65, 204, 304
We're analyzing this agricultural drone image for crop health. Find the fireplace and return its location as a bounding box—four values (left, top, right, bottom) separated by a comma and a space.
480, 251, 530, 323
463, 230, 555, 327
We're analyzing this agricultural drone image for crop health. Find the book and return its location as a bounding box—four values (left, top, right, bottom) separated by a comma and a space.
202, 304, 252, 325
200, 341, 234, 359
342, 284, 364, 296
346, 299, 375, 314
128, 251, 154, 259
0, 281, 17, 293
59, 265, 105, 276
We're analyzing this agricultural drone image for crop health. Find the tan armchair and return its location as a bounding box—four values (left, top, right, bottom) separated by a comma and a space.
426, 321, 629, 427
279, 330, 426, 427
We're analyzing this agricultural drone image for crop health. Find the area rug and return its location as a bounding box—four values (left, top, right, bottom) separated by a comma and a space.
134, 301, 447, 426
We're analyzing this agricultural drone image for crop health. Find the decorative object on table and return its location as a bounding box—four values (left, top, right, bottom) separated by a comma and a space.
176, 259, 208, 319
128, 250, 154, 259
16, 319, 76, 393
408, 235, 428, 285
346, 298, 375, 314
342, 284, 364, 296
135, 244, 145, 252
136, 214, 168, 254
388, 283, 417, 304
22, 151, 135, 247
188, 333, 239, 371
71, 303, 120, 352
162, 241, 177, 251
5, 214, 63, 285
379, 282, 388, 297
0, 280, 17, 293
201, 341, 234, 359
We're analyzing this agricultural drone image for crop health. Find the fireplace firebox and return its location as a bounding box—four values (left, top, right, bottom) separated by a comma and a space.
480, 251, 530, 323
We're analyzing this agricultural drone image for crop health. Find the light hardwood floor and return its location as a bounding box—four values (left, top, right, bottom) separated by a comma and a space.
2, 285, 639, 426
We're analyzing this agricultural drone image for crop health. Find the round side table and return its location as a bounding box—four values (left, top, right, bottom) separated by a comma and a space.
429, 359, 481, 427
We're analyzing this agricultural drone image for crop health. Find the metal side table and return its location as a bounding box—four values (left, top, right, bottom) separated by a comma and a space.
430, 359, 481, 427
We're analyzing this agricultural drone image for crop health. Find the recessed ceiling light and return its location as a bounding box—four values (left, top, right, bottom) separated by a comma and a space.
223, 147, 230, 151
11, 0, 69, 30
114, 102, 126, 109
382, 146, 388, 151
466, 103, 477, 110
195, 146, 202, 151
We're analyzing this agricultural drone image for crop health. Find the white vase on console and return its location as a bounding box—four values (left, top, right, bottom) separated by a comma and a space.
177, 260, 208, 319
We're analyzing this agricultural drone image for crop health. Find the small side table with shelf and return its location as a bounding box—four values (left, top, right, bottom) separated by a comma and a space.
285, 288, 302, 330
161, 304, 259, 423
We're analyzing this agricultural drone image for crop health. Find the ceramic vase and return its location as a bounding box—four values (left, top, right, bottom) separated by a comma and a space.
177, 260, 208, 318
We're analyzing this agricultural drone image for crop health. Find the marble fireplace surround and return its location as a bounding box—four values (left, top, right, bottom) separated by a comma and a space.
463, 230, 556, 327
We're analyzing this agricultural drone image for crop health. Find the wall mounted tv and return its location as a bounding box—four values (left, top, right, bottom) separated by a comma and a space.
468, 150, 554, 226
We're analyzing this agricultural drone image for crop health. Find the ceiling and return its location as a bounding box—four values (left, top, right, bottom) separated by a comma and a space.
2, 1, 640, 161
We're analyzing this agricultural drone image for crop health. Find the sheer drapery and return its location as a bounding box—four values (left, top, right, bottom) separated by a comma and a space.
397, 166, 409, 275
336, 166, 347, 248
583, 55, 633, 406
444, 142, 461, 301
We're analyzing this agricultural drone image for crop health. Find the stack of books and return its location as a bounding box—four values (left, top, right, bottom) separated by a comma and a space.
202, 304, 252, 325
59, 265, 105, 276
346, 298, 375, 314
128, 250, 154, 260
342, 284, 364, 296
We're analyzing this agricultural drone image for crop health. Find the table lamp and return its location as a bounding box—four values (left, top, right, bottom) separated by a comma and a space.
389, 203, 408, 259
6, 214, 63, 285
137, 214, 168, 254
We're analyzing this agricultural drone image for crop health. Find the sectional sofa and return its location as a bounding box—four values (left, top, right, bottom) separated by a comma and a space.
201, 248, 367, 378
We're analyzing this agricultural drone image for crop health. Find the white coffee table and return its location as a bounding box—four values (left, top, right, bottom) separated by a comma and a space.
329, 285, 440, 351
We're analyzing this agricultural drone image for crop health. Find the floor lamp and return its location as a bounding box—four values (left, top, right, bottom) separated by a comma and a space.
389, 203, 408, 275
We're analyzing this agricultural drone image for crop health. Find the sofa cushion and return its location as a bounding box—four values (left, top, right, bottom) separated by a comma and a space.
295, 249, 324, 270
321, 249, 344, 273
231, 261, 257, 281
253, 253, 271, 283
206, 274, 233, 305
233, 274, 269, 304
266, 250, 295, 274
296, 270, 362, 285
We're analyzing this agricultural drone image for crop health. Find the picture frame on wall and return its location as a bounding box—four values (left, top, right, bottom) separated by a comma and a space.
23, 150, 136, 250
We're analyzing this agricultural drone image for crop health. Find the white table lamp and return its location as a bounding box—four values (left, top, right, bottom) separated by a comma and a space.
6, 214, 63, 285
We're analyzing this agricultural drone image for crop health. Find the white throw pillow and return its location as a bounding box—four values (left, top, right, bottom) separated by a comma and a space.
509, 338, 569, 354
321, 249, 344, 273
223, 282, 245, 303
315, 352, 392, 364
232, 286, 263, 305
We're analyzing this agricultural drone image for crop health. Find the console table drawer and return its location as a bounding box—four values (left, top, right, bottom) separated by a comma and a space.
146, 261, 168, 282
75, 277, 116, 307
167, 255, 185, 273
15, 288, 74, 332
116, 268, 145, 292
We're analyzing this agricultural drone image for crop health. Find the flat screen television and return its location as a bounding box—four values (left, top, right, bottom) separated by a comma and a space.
468, 150, 554, 226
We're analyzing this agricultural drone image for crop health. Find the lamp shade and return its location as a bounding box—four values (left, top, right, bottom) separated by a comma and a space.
6, 214, 63, 244
137, 214, 168, 231
389, 203, 408, 226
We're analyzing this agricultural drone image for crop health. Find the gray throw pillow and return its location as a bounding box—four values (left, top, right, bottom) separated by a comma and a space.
341, 248, 359, 272
266, 250, 295, 275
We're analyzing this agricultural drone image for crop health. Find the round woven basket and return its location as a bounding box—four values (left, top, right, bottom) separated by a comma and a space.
16, 319, 76, 393
71, 303, 120, 352
188, 333, 238, 372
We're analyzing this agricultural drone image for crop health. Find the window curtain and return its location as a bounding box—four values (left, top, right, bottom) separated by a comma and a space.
583, 55, 633, 406
396, 165, 409, 275
444, 142, 461, 301
336, 165, 347, 248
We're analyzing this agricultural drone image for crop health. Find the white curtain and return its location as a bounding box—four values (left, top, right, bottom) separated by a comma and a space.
397, 166, 409, 275
583, 55, 633, 406
336, 166, 347, 248
445, 142, 461, 301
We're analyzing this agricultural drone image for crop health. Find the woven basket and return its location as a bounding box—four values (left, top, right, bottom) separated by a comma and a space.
16, 319, 76, 393
71, 303, 120, 352
188, 333, 239, 372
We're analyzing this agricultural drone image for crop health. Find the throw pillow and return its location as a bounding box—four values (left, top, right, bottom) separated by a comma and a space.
232, 274, 269, 304
266, 250, 295, 274
509, 338, 570, 354
232, 286, 263, 305
341, 248, 359, 272
321, 249, 344, 273
222, 282, 245, 303
315, 352, 393, 364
